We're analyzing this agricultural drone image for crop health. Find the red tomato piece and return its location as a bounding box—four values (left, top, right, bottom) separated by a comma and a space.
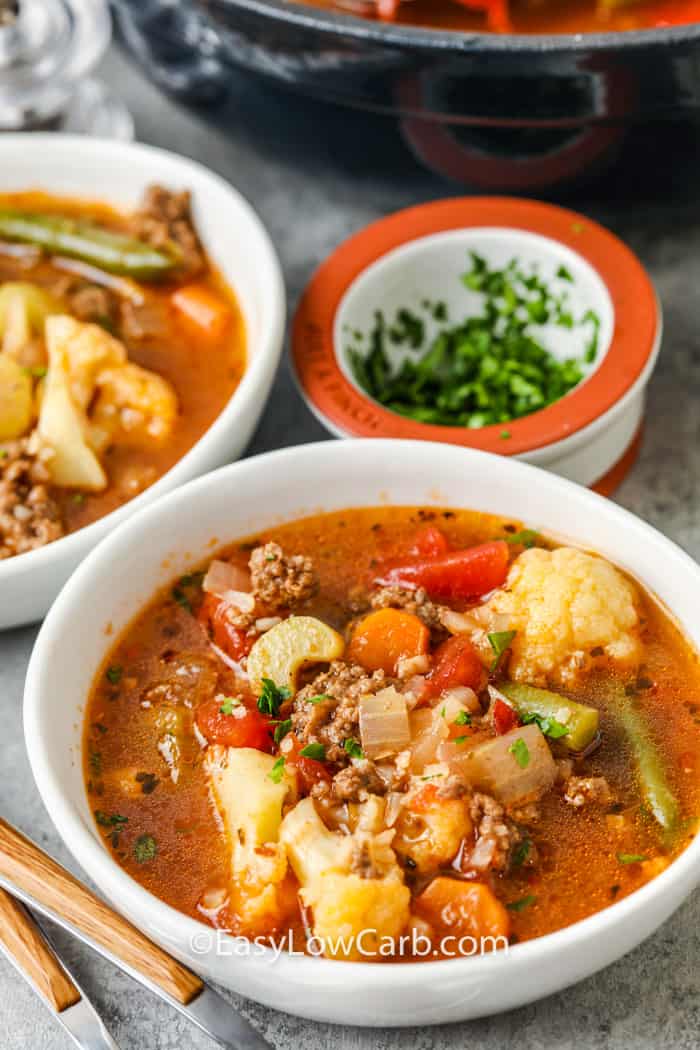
492, 698, 520, 735
282, 735, 332, 793
196, 696, 273, 751
198, 593, 255, 662
423, 634, 483, 700
410, 525, 450, 559
377, 540, 509, 601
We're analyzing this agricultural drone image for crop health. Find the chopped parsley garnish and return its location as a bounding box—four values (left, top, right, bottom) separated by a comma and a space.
509, 737, 530, 768
95, 811, 128, 829
500, 430, 511, 440
94, 811, 128, 848
171, 571, 204, 614
105, 665, 123, 685
72, 492, 85, 505
274, 718, 292, 744
454, 735, 469, 745
521, 712, 569, 740
346, 253, 600, 429
344, 738, 364, 759
504, 529, 540, 549
258, 678, 291, 718
454, 710, 472, 726
269, 756, 286, 783
219, 696, 242, 715
507, 894, 537, 912
88, 750, 102, 776
134, 834, 157, 863
135, 771, 159, 795
488, 630, 517, 671
308, 694, 332, 705
512, 838, 531, 867
617, 852, 648, 865
300, 743, 326, 762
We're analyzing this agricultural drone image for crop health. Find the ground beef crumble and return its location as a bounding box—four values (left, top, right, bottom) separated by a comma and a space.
128, 185, 205, 278
0, 438, 65, 559
291, 661, 389, 765
371, 585, 445, 631
331, 760, 387, 801
249, 542, 318, 610
468, 791, 521, 872
564, 775, 613, 808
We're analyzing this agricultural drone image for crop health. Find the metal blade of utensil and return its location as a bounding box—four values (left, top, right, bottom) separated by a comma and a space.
51, 995, 122, 1050
0, 894, 120, 1050
0, 870, 272, 1050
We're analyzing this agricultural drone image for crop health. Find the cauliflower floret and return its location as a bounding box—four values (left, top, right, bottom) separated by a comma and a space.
45, 315, 126, 410
393, 783, 472, 873
477, 546, 641, 687
306, 872, 410, 960
90, 362, 178, 450
280, 796, 410, 959
37, 344, 107, 490
205, 746, 297, 936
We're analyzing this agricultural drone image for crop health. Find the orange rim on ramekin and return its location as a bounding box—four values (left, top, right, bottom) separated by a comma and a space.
292, 197, 659, 457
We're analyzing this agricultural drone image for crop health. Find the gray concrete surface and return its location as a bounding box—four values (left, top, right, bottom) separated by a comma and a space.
2, 41, 700, 1050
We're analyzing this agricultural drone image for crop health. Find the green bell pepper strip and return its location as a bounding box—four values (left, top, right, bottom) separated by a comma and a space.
607, 690, 680, 835
0, 211, 179, 280
499, 681, 599, 752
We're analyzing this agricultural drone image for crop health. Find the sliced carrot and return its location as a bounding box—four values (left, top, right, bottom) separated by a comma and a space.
347, 608, 430, 676
171, 282, 231, 344
414, 877, 510, 945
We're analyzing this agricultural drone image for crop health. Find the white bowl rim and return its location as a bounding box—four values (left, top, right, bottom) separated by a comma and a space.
0, 133, 286, 586
24, 438, 700, 988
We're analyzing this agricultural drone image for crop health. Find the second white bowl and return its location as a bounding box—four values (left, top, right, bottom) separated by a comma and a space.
0, 134, 285, 629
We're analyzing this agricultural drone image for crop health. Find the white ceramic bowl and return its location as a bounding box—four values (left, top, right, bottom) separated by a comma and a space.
25, 440, 700, 1027
0, 134, 285, 629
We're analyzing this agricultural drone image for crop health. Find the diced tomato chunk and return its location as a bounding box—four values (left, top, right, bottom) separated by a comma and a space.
196, 696, 273, 751
198, 593, 255, 662
411, 525, 450, 559
408, 783, 439, 813
492, 697, 520, 735
377, 540, 509, 602
283, 734, 332, 793
423, 635, 483, 700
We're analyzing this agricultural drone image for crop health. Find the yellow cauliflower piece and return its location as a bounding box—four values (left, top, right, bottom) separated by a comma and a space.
90, 362, 178, 450
280, 796, 410, 959
37, 344, 107, 490
305, 872, 410, 960
45, 315, 126, 410
393, 785, 472, 873
204, 746, 296, 937
478, 546, 641, 687
0, 355, 33, 440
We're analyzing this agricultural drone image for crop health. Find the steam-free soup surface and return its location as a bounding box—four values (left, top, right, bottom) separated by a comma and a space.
84, 507, 700, 959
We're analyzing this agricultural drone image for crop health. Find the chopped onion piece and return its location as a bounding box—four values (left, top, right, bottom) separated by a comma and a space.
53, 255, 145, 304
409, 707, 449, 772
397, 653, 430, 679
441, 686, 481, 714
359, 687, 411, 758
203, 559, 254, 610
384, 791, 403, 828
255, 616, 282, 632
